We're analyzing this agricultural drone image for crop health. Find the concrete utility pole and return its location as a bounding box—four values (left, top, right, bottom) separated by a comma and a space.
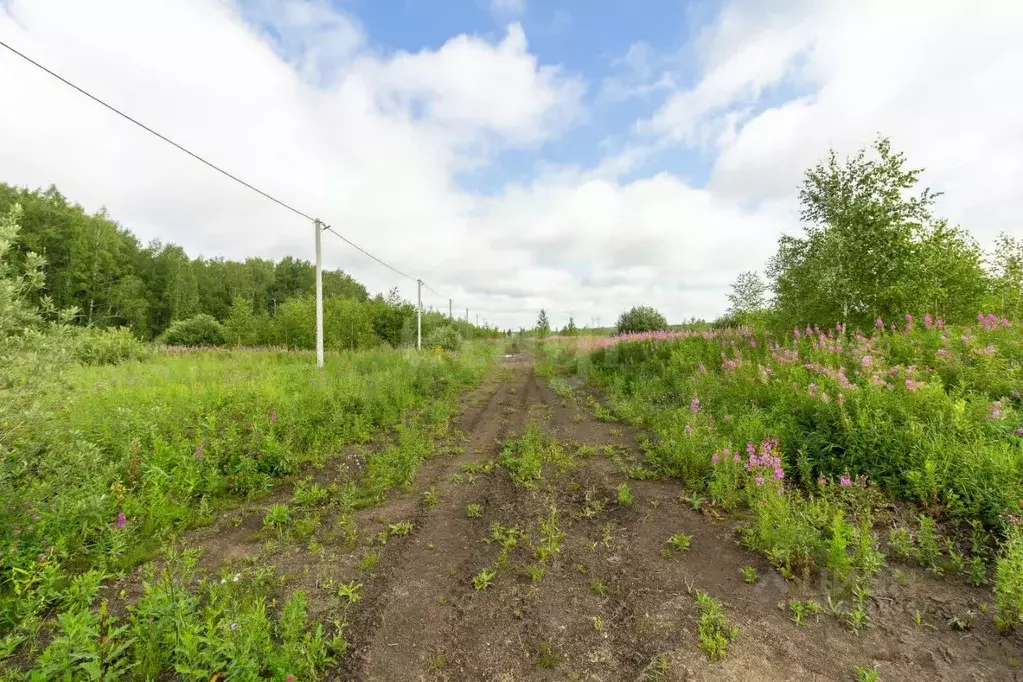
314, 219, 324, 368
449, 298, 453, 321
417, 279, 422, 350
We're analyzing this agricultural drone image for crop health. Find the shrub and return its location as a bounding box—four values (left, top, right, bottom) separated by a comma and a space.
616, 306, 668, 335
71, 326, 149, 365
995, 524, 1023, 633
160, 313, 225, 346
425, 324, 462, 352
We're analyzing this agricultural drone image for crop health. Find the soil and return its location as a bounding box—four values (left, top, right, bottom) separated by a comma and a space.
154, 353, 1023, 681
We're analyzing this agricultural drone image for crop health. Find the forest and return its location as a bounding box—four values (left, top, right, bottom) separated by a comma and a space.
0, 182, 494, 349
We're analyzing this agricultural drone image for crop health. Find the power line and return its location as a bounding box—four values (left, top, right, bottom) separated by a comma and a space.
322, 225, 416, 283
0, 37, 418, 289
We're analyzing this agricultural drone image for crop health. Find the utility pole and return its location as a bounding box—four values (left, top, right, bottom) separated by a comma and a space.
449, 298, 453, 321
314, 219, 324, 368
417, 279, 422, 350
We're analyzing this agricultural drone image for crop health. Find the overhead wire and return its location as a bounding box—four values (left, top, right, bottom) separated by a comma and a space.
0, 37, 441, 302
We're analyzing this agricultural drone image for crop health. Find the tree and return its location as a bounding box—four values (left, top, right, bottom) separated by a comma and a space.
726, 271, 767, 317
990, 233, 1023, 319
562, 316, 578, 336
536, 309, 551, 339
223, 296, 257, 346
616, 306, 668, 335
768, 136, 987, 328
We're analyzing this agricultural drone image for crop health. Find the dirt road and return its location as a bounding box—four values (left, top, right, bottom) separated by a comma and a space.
186, 352, 1023, 680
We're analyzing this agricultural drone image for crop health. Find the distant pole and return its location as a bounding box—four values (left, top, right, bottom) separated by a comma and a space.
465, 308, 469, 339
476, 313, 479, 326
314, 219, 324, 368
449, 298, 453, 321
416, 279, 422, 350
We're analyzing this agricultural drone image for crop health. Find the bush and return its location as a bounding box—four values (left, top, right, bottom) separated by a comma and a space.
71, 326, 149, 365
616, 306, 668, 335
160, 314, 226, 346
425, 325, 462, 352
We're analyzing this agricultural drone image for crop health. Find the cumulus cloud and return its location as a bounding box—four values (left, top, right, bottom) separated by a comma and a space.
1, 0, 1019, 331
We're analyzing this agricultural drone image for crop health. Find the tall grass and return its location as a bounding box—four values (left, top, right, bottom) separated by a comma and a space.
0, 344, 494, 667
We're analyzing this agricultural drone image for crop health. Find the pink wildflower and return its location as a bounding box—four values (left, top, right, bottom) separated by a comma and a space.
690, 397, 700, 413
875, 317, 884, 329
115, 512, 126, 530
755, 476, 765, 486
711, 453, 720, 465
818, 476, 828, 486
839, 475, 852, 487
861, 355, 872, 367
270, 410, 278, 424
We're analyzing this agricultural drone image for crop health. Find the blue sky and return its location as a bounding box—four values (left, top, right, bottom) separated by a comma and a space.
3, 0, 1021, 328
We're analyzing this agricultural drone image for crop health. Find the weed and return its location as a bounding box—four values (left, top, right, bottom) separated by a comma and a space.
524, 564, 546, 582
359, 550, 380, 572
641, 652, 672, 680
856, 666, 880, 682
913, 609, 936, 631
889, 525, 914, 559
741, 566, 759, 584
388, 520, 414, 537
423, 487, 440, 506
947, 611, 974, 631
617, 482, 634, 507
292, 479, 330, 507
601, 522, 615, 548
590, 579, 609, 597
916, 514, 942, 568
263, 504, 292, 534
337, 581, 362, 605
535, 505, 566, 562
995, 523, 1023, 633
473, 568, 497, 591
428, 651, 448, 670
667, 533, 692, 553
695, 592, 738, 661
466, 503, 484, 519
845, 605, 870, 633
534, 641, 561, 669
592, 615, 605, 633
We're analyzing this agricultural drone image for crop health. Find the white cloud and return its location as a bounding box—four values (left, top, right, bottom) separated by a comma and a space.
643, 0, 1023, 247
2, 0, 1020, 331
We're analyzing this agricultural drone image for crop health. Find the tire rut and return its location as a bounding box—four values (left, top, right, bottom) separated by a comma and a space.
339, 358, 534, 681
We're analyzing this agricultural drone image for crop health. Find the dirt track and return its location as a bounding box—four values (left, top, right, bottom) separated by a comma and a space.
183, 352, 1023, 681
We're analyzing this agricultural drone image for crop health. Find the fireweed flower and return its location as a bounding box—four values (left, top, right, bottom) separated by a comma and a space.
712, 453, 720, 464
690, 397, 701, 413
230, 623, 239, 631
270, 410, 278, 424
861, 355, 873, 367
698, 363, 707, 374
875, 317, 884, 329
115, 512, 127, 530
840, 475, 852, 487
818, 476, 829, 486
755, 476, 765, 486
924, 314, 933, 329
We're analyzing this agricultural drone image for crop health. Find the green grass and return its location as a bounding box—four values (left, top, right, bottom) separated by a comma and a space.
0, 344, 494, 676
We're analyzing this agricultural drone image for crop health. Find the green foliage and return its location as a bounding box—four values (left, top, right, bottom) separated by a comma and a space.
667, 533, 692, 552
465, 504, 483, 519
160, 313, 226, 346
536, 309, 551, 339
695, 592, 738, 661
534, 506, 565, 562
741, 566, 759, 584
856, 665, 881, 682
472, 567, 496, 591
995, 524, 1023, 634
616, 306, 668, 335
425, 324, 462, 352
0, 342, 494, 666
768, 136, 985, 328
727, 270, 767, 318
617, 482, 633, 507
499, 423, 570, 488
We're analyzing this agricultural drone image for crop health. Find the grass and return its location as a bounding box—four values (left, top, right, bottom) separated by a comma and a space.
0, 344, 494, 676
499, 422, 572, 488
539, 317, 1023, 632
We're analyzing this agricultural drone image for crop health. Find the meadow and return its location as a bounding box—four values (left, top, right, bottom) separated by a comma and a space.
0, 344, 494, 678
541, 313, 1023, 635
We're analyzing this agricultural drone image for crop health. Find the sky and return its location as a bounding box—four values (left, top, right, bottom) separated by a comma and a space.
1, 0, 1021, 331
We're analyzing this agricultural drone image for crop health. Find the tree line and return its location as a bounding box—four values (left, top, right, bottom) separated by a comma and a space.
0, 183, 497, 349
